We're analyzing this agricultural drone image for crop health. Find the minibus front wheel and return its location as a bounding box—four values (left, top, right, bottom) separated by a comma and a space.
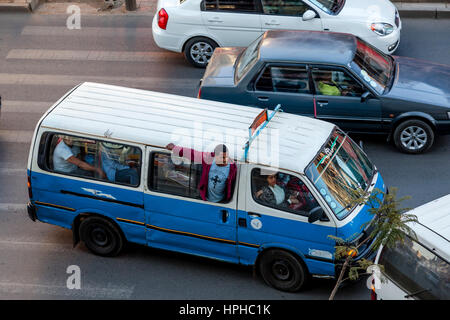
79, 216, 124, 257
258, 249, 308, 292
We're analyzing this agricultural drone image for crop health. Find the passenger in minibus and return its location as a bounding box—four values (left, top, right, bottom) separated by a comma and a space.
255, 172, 300, 208
286, 176, 319, 212
100, 142, 139, 186
53, 135, 106, 178
166, 143, 237, 203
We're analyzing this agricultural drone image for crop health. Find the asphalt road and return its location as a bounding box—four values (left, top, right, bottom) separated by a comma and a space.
0, 13, 449, 300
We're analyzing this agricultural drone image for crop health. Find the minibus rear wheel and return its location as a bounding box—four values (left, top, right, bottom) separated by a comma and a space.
79, 216, 124, 257
258, 249, 307, 292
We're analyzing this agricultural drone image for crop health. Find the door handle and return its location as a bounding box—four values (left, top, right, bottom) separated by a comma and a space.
265, 22, 280, 26
257, 96, 269, 102
317, 100, 328, 107
220, 210, 229, 223
208, 18, 223, 23
248, 212, 261, 218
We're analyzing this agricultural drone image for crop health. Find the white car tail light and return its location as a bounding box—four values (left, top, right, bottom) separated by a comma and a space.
158, 8, 169, 30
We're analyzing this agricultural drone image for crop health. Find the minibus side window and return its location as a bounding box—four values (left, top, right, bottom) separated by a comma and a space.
149, 152, 202, 199
38, 133, 142, 187
251, 168, 320, 216
37, 132, 54, 171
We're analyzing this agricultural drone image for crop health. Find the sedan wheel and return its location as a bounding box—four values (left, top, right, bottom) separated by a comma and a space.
184, 37, 217, 68
393, 119, 434, 154
400, 126, 427, 151
190, 42, 214, 65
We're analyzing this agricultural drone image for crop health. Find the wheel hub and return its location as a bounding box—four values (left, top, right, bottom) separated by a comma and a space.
400, 126, 427, 150
272, 261, 291, 281
190, 42, 213, 65
91, 227, 108, 246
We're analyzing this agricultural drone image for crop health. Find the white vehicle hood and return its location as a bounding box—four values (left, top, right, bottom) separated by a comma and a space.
338, 0, 397, 25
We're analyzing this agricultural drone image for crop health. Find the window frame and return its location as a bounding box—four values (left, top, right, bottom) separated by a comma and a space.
253, 63, 314, 95
201, 0, 262, 14
309, 64, 372, 98
37, 131, 143, 188
259, 0, 316, 17
250, 167, 320, 218
148, 150, 204, 201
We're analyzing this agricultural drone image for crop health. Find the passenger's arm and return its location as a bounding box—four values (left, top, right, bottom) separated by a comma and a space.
255, 190, 263, 198
167, 143, 205, 164
67, 156, 106, 179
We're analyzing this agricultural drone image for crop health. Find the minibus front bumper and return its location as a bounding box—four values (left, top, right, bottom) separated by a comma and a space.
27, 202, 37, 222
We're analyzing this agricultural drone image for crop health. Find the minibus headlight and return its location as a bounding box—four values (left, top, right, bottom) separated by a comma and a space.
447, 111, 450, 120
348, 249, 357, 257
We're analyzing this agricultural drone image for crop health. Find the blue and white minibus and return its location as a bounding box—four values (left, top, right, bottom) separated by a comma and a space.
27, 82, 386, 292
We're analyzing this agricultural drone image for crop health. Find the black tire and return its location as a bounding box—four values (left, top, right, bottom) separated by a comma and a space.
79, 216, 124, 257
258, 249, 308, 292
184, 37, 217, 68
393, 119, 434, 154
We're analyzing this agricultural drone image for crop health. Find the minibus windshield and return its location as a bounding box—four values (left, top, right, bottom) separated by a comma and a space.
305, 129, 375, 220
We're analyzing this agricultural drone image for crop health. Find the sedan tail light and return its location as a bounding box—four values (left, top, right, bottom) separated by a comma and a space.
158, 8, 169, 30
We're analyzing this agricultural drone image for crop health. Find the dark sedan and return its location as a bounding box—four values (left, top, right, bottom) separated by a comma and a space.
198, 30, 450, 154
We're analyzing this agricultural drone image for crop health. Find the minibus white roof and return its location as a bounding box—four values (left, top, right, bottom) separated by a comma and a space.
40, 82, 335, 174
407, 194, 450, 262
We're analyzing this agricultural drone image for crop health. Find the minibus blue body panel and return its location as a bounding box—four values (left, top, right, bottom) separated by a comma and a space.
336, 173, 386, 243
237, 210, 337, 275
144, 193, 239, 263
30, 172, 146, 245
30, 170, 385, 277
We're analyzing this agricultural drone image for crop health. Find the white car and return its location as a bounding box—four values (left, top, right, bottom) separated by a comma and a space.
152, 0, 401, 67
370, 194, 450, 300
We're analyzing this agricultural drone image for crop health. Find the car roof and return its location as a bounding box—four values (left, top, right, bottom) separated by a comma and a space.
40, 82, 335, 174
259, 30, 357, 66
407, 194, 450, 261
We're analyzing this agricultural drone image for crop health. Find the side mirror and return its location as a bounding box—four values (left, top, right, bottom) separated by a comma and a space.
361, 91, 372, 102
302, 10, 317, 21
308, 207, 328, 223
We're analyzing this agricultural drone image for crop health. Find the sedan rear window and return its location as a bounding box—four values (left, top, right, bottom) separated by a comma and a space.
235, 35, 263, 83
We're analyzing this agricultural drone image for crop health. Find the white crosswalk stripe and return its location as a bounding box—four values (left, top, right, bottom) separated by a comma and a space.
1, 100, 52, 113
0, 203, 26, 213
7, 49, 178, 62
21, 26, 153, 37
0, 281, 135, 299
0, 168, 26, 175
0, 130, 34, 143
0, 73, 196, 89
